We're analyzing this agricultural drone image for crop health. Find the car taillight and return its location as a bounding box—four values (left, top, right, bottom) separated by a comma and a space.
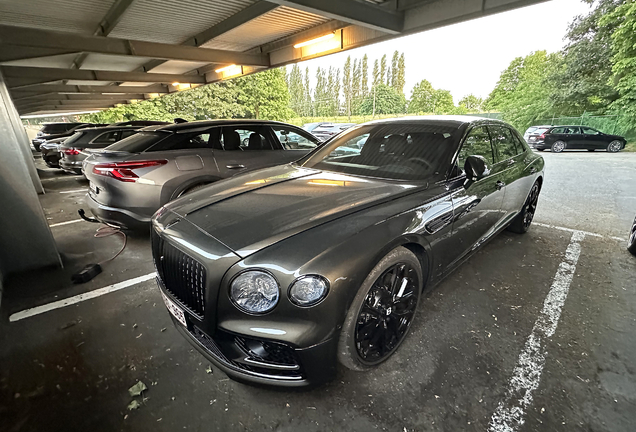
92, 160, 167, 182
539, 133, 546, 139
63, 148, 81, 155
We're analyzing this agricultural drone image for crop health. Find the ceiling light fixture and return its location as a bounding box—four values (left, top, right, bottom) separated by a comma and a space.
293, 33, 335, 49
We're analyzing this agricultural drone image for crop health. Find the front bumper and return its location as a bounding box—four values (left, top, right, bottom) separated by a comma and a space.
86, 193, 150, 229
166, 293, 338, 387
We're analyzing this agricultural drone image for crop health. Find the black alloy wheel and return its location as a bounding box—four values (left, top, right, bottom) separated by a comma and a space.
508, 182, 541, 234
607, 140, 622, 153
628, 218, 636, 256
551, 140, 566, 153
338, 247, 422, 371
354, 263, 419, 364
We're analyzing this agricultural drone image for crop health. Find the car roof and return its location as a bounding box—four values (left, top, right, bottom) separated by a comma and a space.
140, 119, 302, 132
360, 115, 511, 128
75, 125, 142, 133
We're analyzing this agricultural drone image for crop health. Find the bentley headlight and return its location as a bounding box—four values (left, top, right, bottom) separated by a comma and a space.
289, 276, 329, 306
230, 270, 279, 313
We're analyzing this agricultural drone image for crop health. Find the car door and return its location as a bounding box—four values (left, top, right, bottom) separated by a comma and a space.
565, 126, 584, 148
271, 125, 321, 161
581, 127, 607, 149
212, 125, 291, 178
488, 125, 527, 221
449, 125, 506, 263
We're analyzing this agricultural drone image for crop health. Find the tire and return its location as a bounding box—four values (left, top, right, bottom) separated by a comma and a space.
338, 247, 422, 371
628, 219, 636, 256
551, 141, 566, 153
507, 181, 541, 234
177, 182, 211, 198
607, 140, 622, 153
537, 149, 544, 152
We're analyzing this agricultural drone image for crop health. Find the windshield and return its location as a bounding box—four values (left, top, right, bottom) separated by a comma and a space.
299, 123, 461, 181
104, 131, 170, 153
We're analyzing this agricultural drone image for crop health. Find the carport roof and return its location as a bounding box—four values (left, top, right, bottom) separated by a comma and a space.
0, 0, 546, 116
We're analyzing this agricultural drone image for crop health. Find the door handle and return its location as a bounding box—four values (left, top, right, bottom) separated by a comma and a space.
226, 164, 245, 169
496, 180, 505, 190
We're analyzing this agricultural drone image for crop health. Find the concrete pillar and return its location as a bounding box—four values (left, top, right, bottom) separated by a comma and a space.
0, 70, 61, 277
0, 73, 44, 194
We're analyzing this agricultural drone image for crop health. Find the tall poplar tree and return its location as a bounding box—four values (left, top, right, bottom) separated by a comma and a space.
396, 53, 406, 95
304, 67, 312, 116
391, 51, 399, 88
373, 59, 380, 87
287, 64, 304, 116
380, 54, 387, 85
343, 56, 352, 118
361, 54, 369, 97
352, 59, 361, 113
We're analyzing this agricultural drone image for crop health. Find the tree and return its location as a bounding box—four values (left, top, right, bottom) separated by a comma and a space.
287, 64, 305, 116
361, 54, 369, 97
236, 68, 292, 120
549, 0, 621, 115
327, 66, 340, 116
304, 67, 312, 116
390, 51, 399, 88
352, 59, 361, 113
432, 90, 455, 114
343, 56, 352, 118
486, 50, 561, 130
314, 67, 329, 116
408, 79, 436, 113
359, 83, 407, 115
601, 0, 636, 125
380, 54, 387, 85
372, 59, 380, 87
458, 94, 484, 112
396, 53, 406, 95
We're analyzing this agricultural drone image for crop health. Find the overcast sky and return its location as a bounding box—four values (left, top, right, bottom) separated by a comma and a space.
292, 0, 592, 103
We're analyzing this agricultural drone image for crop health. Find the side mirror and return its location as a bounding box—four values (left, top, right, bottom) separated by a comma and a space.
464, 155, 490, 181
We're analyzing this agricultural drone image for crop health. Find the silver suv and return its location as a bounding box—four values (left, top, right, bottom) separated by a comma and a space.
83, 120, 320, 229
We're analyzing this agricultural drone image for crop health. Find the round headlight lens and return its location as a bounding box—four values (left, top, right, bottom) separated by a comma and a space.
289, 276, 329, 306
230, 270, 279, 313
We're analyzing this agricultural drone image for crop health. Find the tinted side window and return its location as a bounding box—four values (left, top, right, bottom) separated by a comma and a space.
551, 127, 565, 134
219, 126, 273, 151
272, 126, 319, 150
106, 132, 168, 152
458, 126, 494, 169
489, 125, 519, 161
92, 131, 121, 144
120, 129, 138, 139
148, 132, 213, 152
582, 127, 599, 134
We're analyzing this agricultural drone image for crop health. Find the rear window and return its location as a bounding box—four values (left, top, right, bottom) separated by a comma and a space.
533, 128, 549, 135
42, 124, 74, 134
63, 132, 86, 146
104, 132, 170, 153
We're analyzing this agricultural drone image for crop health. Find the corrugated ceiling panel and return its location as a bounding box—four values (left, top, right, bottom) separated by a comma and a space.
79, 54, 150, 72
2, 53, 78, 69
0, 0, 114, 34
201, 6, 331, 52
149, 60, 210, 74
109, 0, 256, 45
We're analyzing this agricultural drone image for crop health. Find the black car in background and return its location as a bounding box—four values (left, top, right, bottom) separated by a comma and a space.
32, 122, 89, 151
531, 125, 626, 153
152, 116, 544, 386
58, 125, 151, 175
41, 137, 67, 168
115, 120, 171, 127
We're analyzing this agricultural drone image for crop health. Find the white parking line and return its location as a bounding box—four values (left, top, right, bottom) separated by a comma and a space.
59, 189, 87, 194
534, 222, 625, 242
9, 272, 157, 322
488, 230, 585, 432
49, 219, 83, 228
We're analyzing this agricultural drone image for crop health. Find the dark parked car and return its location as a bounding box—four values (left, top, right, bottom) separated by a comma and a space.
532, 125, 626, 153
311, 123, 356, 141
114, 120, 171, 127
40, 137, 67, 168
151, 116, 544, 386
32, 122, 103, 151
628, 216, 636, 256
83, 120, 320, 229
301, 122, 330, 133
59, 125, 149, 175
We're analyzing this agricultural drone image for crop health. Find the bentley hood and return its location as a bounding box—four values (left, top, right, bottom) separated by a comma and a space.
162, 164, 422, 257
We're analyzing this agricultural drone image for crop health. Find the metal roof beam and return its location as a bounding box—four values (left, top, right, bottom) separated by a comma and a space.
2, 66, 206, 88
0, 45, 79, 63
13, 93, 145, 102
139, 2, 277, 72
264, 0, 403, 34
0, 25, 270, 67
72, 0, 137, 69
18, 104, 118, 114
10, 84, 170, 95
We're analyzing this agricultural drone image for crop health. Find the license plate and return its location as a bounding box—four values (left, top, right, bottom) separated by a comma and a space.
161, 291, 187, 327
89, 182, 98, 195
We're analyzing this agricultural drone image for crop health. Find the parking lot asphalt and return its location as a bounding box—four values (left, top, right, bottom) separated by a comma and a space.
0, 151, 634, 432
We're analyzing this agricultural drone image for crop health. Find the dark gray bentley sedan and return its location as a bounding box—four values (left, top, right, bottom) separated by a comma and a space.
151, 116, 545, 386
